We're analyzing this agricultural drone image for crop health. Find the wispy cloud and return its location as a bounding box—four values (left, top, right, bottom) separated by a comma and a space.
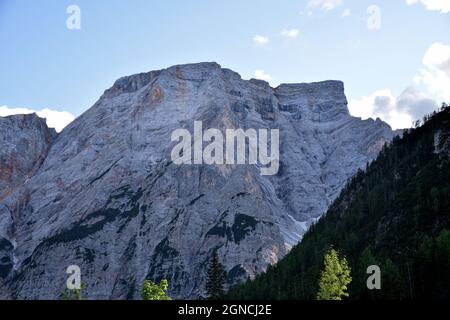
307, 0, 343, 14
0, 106, 75, 132
342, 8, 351, 17
254, 70, 273, 82
406, 0, 450, 13
280, 28, 300, 38
253, 35, 269, 46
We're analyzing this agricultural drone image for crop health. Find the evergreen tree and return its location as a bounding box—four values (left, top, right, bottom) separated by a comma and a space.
141, 279, 172, 300
206, 251, 227, 300
317, 248, 352, 300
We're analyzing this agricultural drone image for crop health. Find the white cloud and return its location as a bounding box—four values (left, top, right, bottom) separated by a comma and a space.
406, 0, 450, 13
307, 0, 343, 13
349, 42, 449, 130
348, 87, 438, 129
280, 29, 300, 38
342, 8, 351, 17
253, 35, 269, 46
0, 106, 75, 132
414, 42, 450, 101
254, 70, 273, 82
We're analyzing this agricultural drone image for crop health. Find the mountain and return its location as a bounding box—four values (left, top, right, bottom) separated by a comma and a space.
227, 105, 450, 300
0, 62, 399, 299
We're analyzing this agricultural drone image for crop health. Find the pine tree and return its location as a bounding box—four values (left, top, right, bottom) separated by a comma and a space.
206, 251, 227, 300
317, 248, 352, 300
141, 279, 172, 300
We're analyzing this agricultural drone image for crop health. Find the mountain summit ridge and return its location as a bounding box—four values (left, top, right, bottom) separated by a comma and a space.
102, 62, 345, 101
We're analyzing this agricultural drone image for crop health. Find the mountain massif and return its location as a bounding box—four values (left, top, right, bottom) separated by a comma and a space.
0, 62, 400, 299
228, 105, 450, 300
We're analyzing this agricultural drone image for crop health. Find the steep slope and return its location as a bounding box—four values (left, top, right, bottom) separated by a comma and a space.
227, 105, 450, 300
0, 114, 57, 201
0, 62, 398, 299
0, 114, 57, 297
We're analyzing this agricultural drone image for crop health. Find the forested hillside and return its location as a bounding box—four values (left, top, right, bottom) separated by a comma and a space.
228, 104, 450, 300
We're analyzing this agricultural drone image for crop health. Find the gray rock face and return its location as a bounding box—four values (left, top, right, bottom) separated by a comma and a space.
0, 114, 57, 201
0, 114, 56, 297
0, 62, 398, 299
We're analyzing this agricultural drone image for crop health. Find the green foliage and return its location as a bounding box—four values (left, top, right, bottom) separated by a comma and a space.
141, 279, 172, 300
317, 248, 352, 300
227, 104, 450, 300
206, 251, 227, 300
59, 283, 86, 300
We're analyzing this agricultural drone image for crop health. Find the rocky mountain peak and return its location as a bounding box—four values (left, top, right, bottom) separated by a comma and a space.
0, 113, 56, 201
275, 80, 349, 119
0, 63, 400, 299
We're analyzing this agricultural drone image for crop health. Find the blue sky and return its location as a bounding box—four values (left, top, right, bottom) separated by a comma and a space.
1, 0, 449, 130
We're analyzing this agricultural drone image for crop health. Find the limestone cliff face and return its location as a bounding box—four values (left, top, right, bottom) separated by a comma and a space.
0, 114, 56, 202
0, 62, 398, 299
0, 114, 56, 297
